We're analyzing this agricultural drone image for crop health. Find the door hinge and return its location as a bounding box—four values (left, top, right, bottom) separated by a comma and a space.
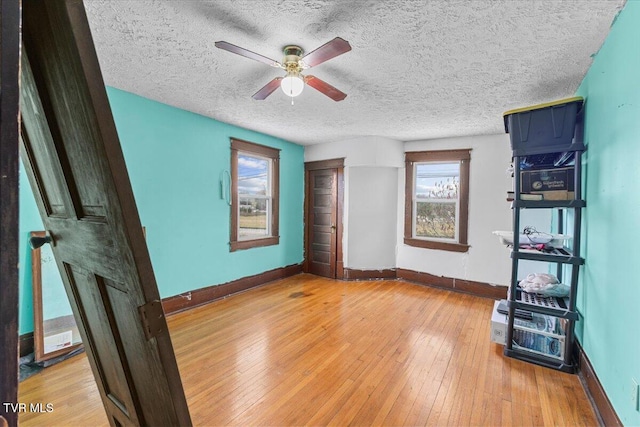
138, 300, 166, 340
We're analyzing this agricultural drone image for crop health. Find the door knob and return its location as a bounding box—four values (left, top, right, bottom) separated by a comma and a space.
331, 224, 336, 234
30, 232, 53, 249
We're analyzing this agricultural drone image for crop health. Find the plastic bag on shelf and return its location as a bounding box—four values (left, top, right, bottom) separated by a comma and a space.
519, 273, 570, 298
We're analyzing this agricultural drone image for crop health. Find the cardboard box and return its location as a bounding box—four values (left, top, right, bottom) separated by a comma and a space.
520, 166, 575, 200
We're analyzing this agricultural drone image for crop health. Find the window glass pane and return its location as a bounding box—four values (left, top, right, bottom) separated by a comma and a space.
238, 154, 269, 196
415, 162, 459, 200
414, 162, 460, 240
239, 197, 269, 239
415, 201, 456, 239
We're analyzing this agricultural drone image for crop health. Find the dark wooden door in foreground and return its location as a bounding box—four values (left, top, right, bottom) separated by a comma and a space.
20, 1, 191, 426
306, 165, 341, 278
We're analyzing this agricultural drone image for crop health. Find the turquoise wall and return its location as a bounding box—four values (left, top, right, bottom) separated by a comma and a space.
575, 2, 640, 425
19, 87, 305, 334
18, 165, 43, 335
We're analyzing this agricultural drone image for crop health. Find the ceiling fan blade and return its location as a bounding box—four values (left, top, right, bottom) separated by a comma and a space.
252, 77, 283, 100
215, 41, 281, 68
304, 75, 347, 101
301, 37, 351, 68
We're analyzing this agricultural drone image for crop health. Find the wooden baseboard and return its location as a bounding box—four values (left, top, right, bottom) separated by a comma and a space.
19, 332, 34, 358
343, 268, 396, 281
162, 263, 303, 315
576, 342, 622, 427
396, 268, 506, 300
339, 267, 505, 300
336, 261, 345, 280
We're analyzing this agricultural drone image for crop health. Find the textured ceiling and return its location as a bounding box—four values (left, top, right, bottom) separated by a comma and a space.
84, 0, 625, 146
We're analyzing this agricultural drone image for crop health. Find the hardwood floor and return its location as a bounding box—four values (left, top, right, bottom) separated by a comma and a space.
19, 274, 598, 426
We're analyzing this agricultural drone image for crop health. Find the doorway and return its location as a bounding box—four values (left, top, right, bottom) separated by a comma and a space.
304, 159, 344, 279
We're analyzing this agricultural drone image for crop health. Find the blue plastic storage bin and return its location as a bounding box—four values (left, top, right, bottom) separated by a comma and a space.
504, 97, 584, 156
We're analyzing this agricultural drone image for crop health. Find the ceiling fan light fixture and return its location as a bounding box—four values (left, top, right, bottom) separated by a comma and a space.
216, 38, 350, 101
281, 72, 304, 97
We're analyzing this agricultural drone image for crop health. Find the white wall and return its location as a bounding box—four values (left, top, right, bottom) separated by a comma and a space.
397, 133, 549, 286
304, 136, 404, 167
348, 167, 397, 269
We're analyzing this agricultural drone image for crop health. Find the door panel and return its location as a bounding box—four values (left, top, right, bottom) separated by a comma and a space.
312, 248, 331, 264
307, 169, 338, 277
68, 265, 141, 424
314, 232, 331, 245
20, 1, 191, 426
314, 212, 332, 226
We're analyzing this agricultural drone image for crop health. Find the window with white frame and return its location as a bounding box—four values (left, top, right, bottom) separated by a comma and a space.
230, 138, 280, 251
404, 149, 470, 252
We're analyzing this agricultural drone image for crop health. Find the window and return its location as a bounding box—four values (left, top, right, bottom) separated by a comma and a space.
404, 149, 470, 252
230, 138, 280, 251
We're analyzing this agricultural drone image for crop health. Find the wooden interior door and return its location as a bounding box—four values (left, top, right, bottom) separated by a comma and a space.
308, 169, 337, 277
20, 1, 191, 426
306, 167, 340, 278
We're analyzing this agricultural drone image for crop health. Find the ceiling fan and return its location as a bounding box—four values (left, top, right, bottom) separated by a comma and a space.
215, 37, 351, 102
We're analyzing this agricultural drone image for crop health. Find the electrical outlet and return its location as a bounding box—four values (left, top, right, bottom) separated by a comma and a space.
633, 378, 639, 412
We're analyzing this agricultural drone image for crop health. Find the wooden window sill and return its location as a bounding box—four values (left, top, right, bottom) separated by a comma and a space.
230, 236, 279, 252
404, 238, 469, 253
